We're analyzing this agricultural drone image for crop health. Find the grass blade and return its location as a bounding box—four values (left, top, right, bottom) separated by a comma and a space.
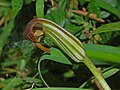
92, 22, 120, 35
36, 0, 44, 18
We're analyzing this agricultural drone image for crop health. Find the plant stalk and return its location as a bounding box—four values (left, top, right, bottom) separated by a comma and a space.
83, 57, 111, 90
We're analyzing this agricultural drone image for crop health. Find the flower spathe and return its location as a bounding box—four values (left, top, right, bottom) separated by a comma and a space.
24, 18, 86, 62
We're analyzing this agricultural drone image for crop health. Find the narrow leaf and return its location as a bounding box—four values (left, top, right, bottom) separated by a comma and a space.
11, 0, 23, 17
84, 44, 120, 64
59, 0, 68, 10
79, 67, 119, 88
0, 0, 23, 55
2, 78, 23, 90
103, 68, 120, 79
97, 0, 120, 18
36, 0, 44, 18
0, 20, 14, 54
92, 22, 120, 35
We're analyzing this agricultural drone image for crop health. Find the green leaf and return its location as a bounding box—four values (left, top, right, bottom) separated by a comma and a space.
89, 58, 110, 65
92, 22, 120, 35
100, 11, 110, 18
32, 88, 92, 90
2, 60, 18, 67
78, 0, 88, 6
0, 7, 9, 14
88, 0, 100, 17
100, 32, 113, 44
20, 40, 35, 58
84, 44, 120, 64
117, 0, 120, 11
0, 0, 23, 55
45, 8, 66, 27
11, 0, 23, 17
97, 0, 120, 18
40, 47, 72, 65
18, 59, 26, 71
59, 0, 68, 10
0, 0, 11, 7
100, 0, 117, 7
36, 0, 44, 18
65, 21, 82, 34
103, 68, 120, 79
1, 77, 23, 90
79, 66, 119, 88
11, 0, 23, 9
0, 20, 14, 54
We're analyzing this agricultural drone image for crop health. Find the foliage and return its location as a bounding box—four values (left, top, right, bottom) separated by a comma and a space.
0, 0, 120, 90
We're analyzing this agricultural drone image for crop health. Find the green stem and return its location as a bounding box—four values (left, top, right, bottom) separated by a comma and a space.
83, 57, 111, 90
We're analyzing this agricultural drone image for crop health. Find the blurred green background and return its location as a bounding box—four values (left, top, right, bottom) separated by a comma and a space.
0, 0, 120, 90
